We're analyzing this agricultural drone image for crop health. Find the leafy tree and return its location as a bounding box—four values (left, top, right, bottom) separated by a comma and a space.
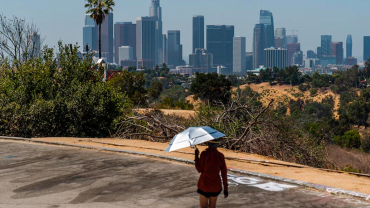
228, 74, 239, 86
108, 71, 163, 106
285, 65, 302, 85
108, 71, 147, 106
0, 43, 130, 138
190, 72, 232, 105
148, 81, 163, 100
85, 0, 115, 59
161, 85, 190, 102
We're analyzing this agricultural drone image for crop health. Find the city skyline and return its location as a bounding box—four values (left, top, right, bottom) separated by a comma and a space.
2, 0, 370, 62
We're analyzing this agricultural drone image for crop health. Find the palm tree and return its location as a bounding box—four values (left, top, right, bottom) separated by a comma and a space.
85, 0, 115, 59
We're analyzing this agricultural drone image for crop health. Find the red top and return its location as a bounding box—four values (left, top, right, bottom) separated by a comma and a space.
195, 148, 228, 192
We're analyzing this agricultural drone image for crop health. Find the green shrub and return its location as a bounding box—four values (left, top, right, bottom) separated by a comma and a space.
310, 88, 318, 97
0, 43, 131, 138
334, 130, 361, 149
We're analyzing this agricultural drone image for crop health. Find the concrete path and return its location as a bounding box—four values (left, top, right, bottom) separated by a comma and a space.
0, 141, 369, 208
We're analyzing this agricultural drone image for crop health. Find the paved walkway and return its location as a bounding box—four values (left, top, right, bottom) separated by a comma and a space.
0, 141, 369, 208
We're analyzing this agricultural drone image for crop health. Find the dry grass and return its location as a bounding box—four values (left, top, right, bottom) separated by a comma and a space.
237, 83, 341, 118
327, 144, 370, 174
134, 108, 196, 119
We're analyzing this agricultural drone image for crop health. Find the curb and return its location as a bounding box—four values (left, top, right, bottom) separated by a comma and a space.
1, 137, 370, 202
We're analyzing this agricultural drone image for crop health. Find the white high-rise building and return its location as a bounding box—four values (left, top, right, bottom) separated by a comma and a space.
264, 48, 288, 69
233, 37, 246, 75
119, 46, 134, 63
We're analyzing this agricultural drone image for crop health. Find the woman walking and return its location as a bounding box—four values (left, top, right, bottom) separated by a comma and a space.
195, 140, 229, 208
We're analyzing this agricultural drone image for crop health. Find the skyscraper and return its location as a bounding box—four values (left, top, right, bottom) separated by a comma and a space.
119, 46, 134, 62
149, 0, 163, 65
321, 35, 332, 56
264, 48, 288, 69
83, 25, 97, 52
364, 36, 370, 62
85, 14, 96, 26
253, 24, 266, 69
189, 48, 213, 73
275, 28, 287, 49
292, 51, 303, 66
193, 15, 205, 53
83, 14, 98, 52
167, 30, 183, 68
287, 43, 300, 66
233, 37, 246, 75
136, 17, 156, 68
100, 13, 113, 62
331, 42, 343, 65
287, 35, 298, 44
28, 32, 41, 58
162, 34, 168, 64
114, 22, 136, 64
307, 50, 316, 59
317, 47, 322, 59
246, 52, 253, 71
346, 35, 352, 58
260, 10, 275, 48
206, 25, 234, 69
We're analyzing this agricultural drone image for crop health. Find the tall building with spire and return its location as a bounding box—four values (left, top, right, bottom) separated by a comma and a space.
149, 0, 163, 65
346, 35, 352, 58
260, 10, 275, 48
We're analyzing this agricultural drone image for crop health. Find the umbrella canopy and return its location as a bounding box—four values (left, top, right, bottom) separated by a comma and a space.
164, 126, 225, 153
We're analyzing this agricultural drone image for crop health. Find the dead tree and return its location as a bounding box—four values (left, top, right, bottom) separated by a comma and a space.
114, 109, 187, 142
0, 15, 44, 65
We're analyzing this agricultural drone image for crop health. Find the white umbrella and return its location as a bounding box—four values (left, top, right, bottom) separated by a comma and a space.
164, 126, 225, 153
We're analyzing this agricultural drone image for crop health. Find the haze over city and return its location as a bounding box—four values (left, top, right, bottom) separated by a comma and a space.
2, 0, 370, 62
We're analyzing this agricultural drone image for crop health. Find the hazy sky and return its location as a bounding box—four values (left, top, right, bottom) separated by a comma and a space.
2, 0, 370, 61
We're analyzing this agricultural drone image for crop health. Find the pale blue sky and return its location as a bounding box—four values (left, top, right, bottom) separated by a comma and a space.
1, 0, 370, 61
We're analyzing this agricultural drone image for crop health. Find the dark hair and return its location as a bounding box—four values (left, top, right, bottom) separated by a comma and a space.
208, 142, 219, 148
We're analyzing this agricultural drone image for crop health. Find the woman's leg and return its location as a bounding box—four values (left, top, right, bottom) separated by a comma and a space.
208, 197, 218, 208
199, 194, 209, 208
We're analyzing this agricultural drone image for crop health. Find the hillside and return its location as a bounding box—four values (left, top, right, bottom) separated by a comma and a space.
238, 83, 341, 118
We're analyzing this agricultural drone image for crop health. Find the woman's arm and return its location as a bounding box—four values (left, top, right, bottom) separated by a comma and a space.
221, 154, 228, 197
194, 149, 204, 173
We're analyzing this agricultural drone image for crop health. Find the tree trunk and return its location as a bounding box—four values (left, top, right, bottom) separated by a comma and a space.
99, 23, 102, 59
